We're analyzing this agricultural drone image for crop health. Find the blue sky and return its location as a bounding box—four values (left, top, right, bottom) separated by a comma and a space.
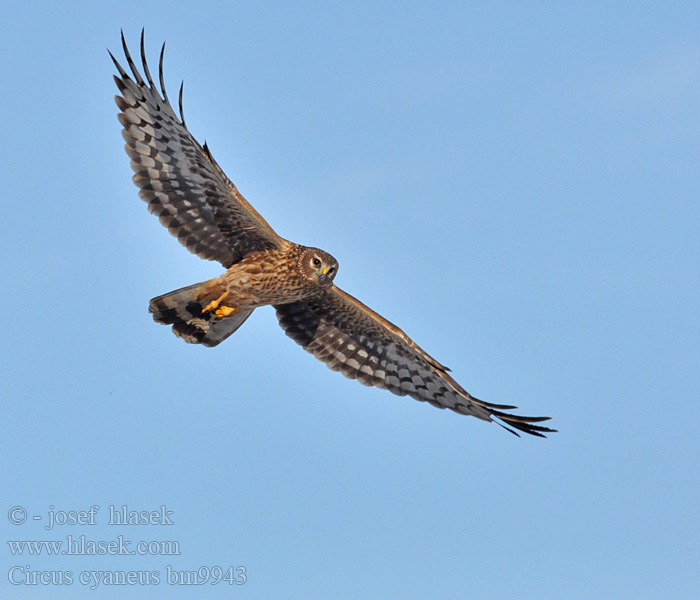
2, 1, 699, 598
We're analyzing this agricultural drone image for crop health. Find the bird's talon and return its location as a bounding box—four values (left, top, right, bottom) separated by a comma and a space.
215, 305, 236, 318
202, 291, 229, 313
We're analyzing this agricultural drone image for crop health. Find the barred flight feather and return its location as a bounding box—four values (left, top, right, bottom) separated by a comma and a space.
111, 30, 283, 268
275, 289, 556, 437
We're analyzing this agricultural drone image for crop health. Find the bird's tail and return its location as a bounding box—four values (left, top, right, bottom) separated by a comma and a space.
149, 281, 254, 347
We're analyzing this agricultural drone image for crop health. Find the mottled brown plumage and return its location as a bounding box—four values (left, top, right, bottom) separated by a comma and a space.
112, 31, 555, 437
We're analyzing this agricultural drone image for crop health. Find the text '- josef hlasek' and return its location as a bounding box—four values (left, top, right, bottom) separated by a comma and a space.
39, 505, 174, 530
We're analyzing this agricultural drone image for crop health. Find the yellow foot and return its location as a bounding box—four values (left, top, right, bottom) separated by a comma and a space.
202, 291, 230, 314
214, 305, 236, 318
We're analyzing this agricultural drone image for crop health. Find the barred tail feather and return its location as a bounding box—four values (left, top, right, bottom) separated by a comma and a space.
149, 282, 254, 347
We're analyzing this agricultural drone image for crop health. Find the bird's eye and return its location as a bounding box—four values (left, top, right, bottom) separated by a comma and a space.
328, 266, 335, 275
312, 257, 321, 267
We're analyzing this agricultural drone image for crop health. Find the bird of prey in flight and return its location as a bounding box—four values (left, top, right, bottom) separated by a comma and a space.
111, 31, 555, 437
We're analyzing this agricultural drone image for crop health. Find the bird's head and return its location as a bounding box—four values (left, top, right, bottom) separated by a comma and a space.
299, 247, 338, 287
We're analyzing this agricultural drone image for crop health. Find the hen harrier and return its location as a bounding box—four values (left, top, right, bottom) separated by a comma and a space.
111, 31, 555, 437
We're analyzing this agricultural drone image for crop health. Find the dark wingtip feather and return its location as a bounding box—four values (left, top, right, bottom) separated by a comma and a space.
470, 394, 518, 411
492, 410, 557, 438
139, 28, 155, 88
159, 42, 169, 104
496, 422, 522, 437
178, 81, 186, 126
202, 141, 215, 162
470, 390, 555, 436
120, 30, 144, 86
108, 49, 128, 78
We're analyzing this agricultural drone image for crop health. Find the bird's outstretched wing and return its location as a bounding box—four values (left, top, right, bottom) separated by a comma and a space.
275, 287, 555, 437
111, 31, 285, 267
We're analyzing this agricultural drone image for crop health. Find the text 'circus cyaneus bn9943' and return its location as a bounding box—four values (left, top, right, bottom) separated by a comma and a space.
111, 31, 555, 438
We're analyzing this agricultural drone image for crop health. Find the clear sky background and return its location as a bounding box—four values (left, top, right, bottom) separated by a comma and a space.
2, 1, 699, 598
